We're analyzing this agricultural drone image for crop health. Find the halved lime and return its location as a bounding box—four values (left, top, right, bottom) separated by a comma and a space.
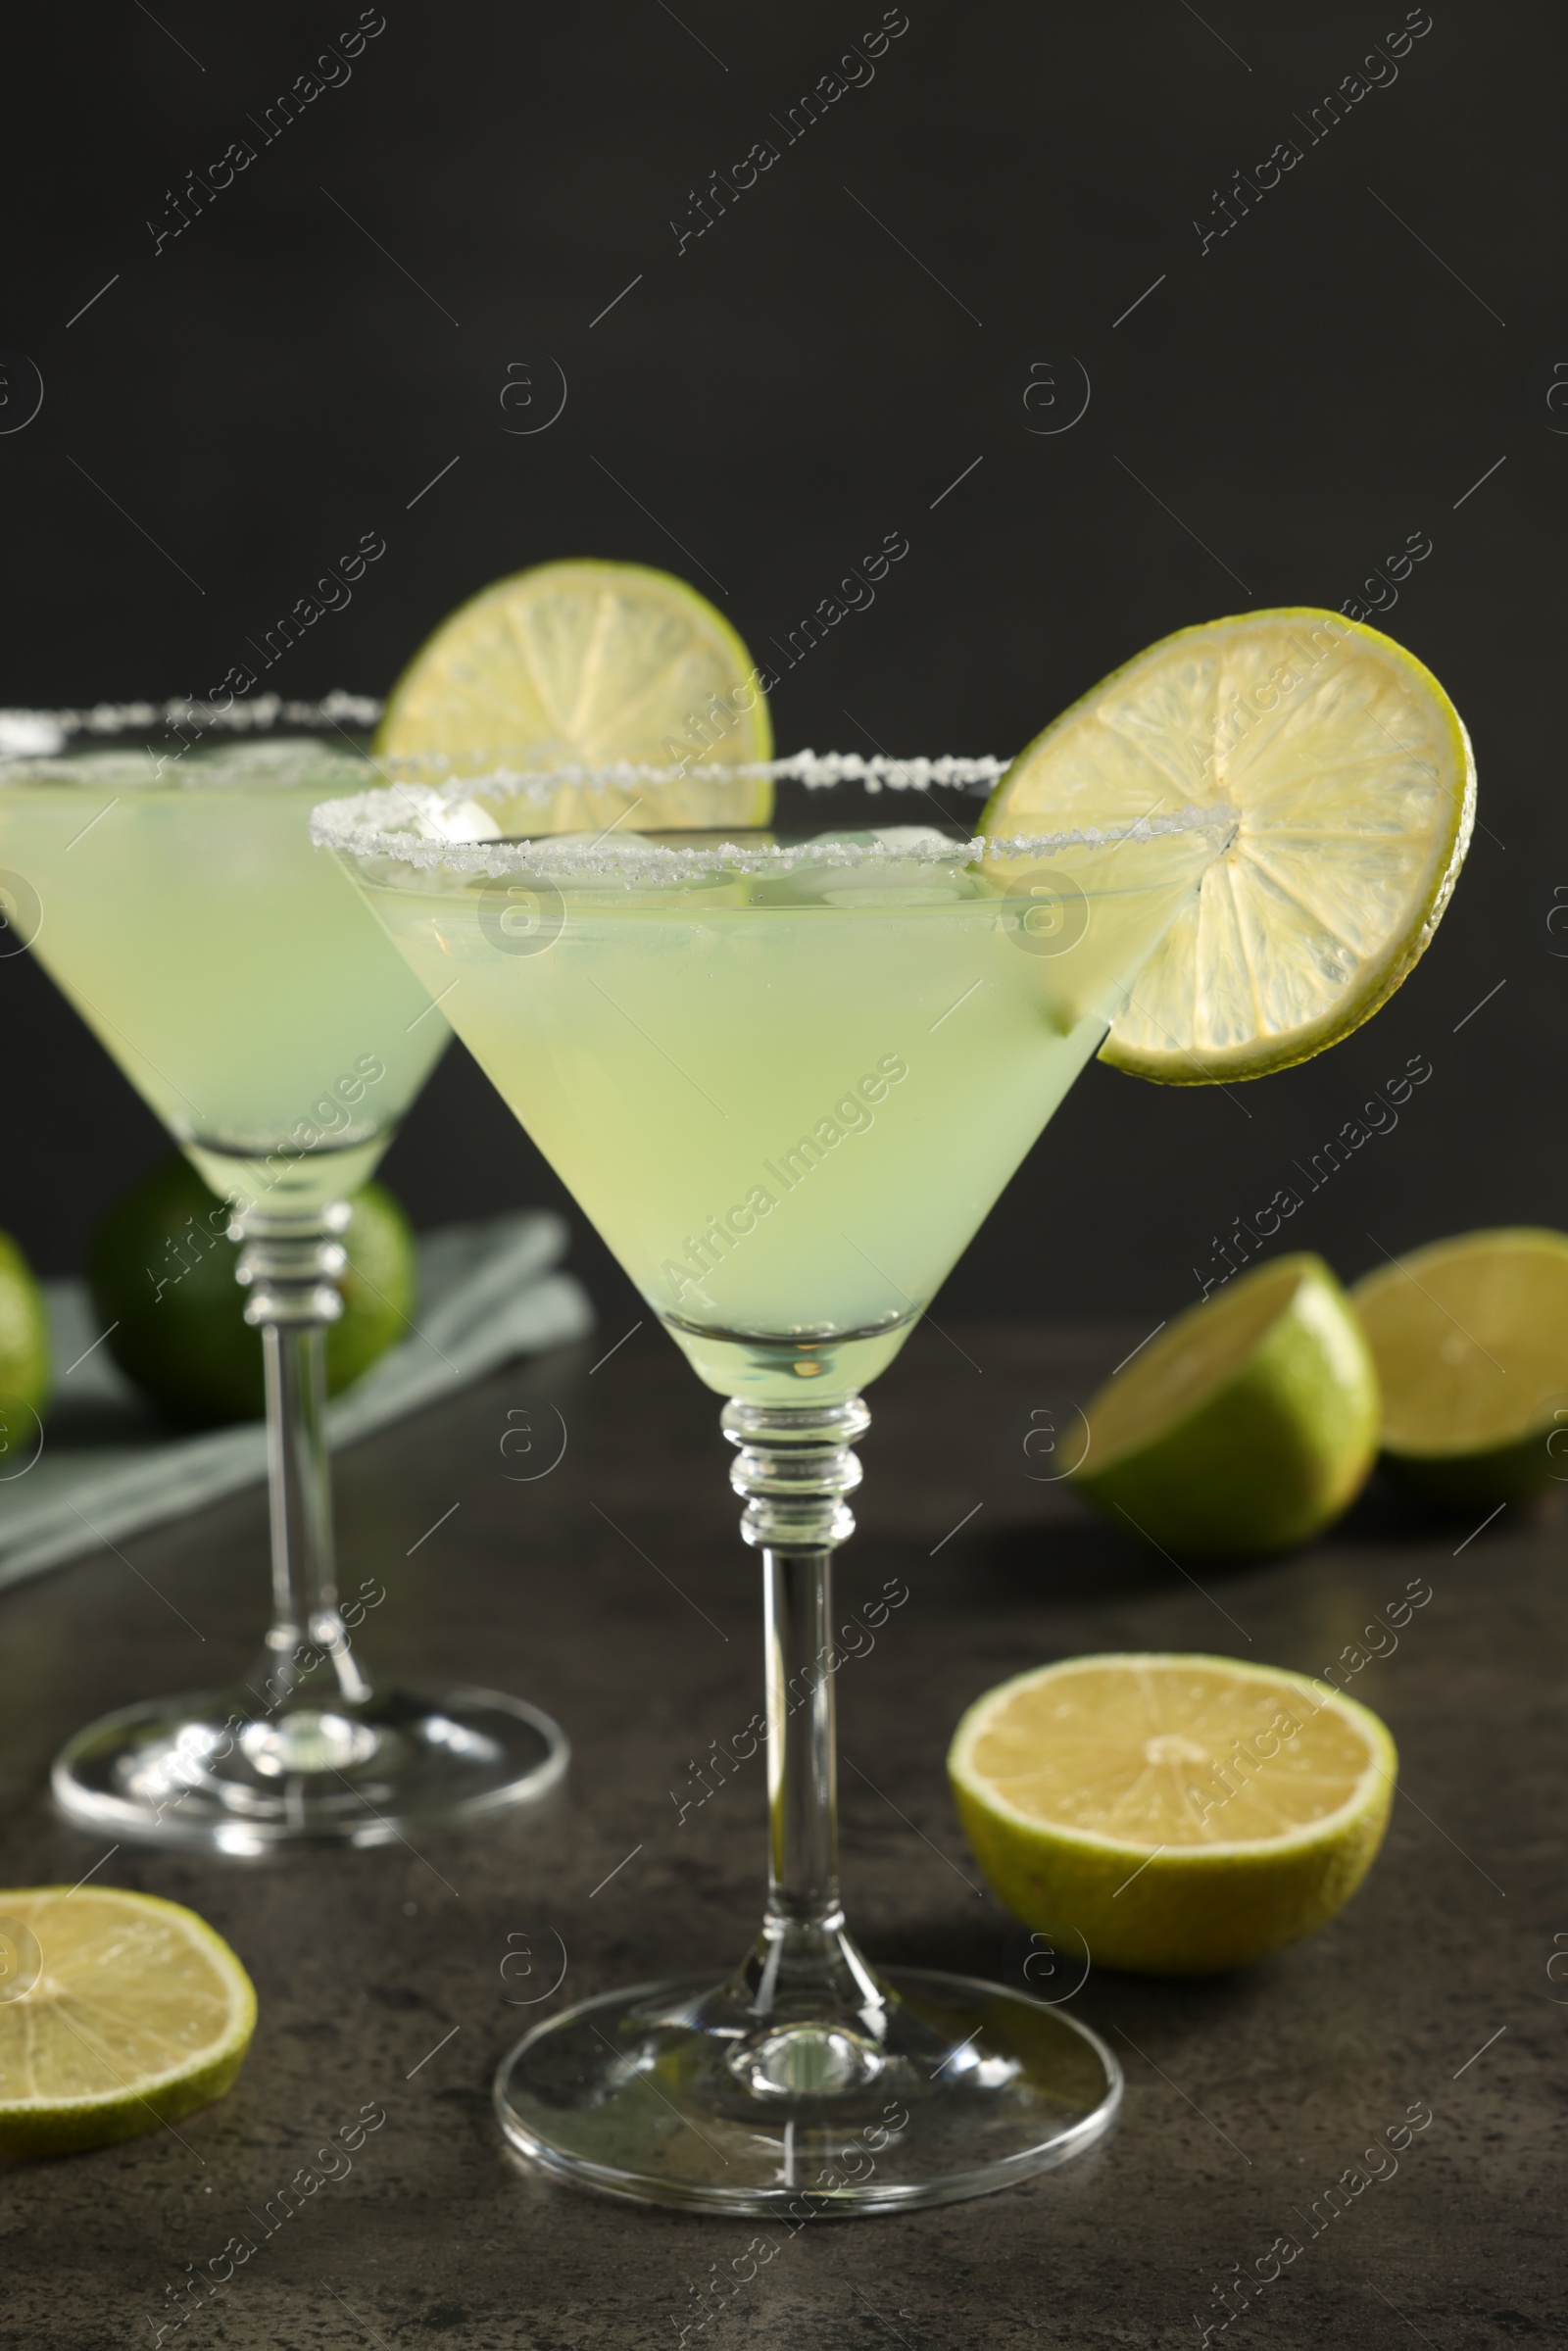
949, 1653, 1396, 1974
980, 610, 1474, 1081
1071, 1254, 1379, 1555
0, 1887, 256, 2153
1351, 1228, 1568, 1506
376, 558, 773, 832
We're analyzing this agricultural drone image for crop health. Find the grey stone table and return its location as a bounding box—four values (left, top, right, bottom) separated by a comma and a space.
0, 1321, 1559, 2350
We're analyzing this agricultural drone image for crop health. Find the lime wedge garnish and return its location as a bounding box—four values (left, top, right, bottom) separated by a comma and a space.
979, 610, 1474, 1081
1070, 1253, 1379, 1555
1351, 1228, 1568, 1506
0, 1887, 256, 2153
376, 558, 773, 832
949, 1652, 1396, 1974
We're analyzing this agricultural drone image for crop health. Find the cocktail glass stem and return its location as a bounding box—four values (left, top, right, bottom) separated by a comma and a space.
51, 1179, 568, 1848
492, 1378, 1122, 2203
234, 1203, 373, 1768
723, 1396, 886, 2077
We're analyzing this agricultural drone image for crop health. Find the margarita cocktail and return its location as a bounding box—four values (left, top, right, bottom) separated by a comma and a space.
318, 759, 1230, 2210
0, 742, 441, 1211
0, 717, 568, 1850
312, 564, 1472, 2216
339, 807, 1224, 1402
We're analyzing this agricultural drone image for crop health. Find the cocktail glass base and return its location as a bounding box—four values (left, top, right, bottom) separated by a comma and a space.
51, 1683, 567, 1853
493, 1966, 1120, 2216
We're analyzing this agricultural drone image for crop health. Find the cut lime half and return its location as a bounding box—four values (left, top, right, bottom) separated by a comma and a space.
1352, 1228, 1568, 1506
949, 1653, 1396, 1974
1072, 1253, 1380, 1555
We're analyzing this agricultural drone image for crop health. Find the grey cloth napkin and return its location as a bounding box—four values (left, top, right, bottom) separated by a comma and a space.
0, 1211, 593, 1593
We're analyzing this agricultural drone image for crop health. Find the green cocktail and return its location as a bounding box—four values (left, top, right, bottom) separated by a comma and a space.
311, 574, 1472, 2218
0, 723, 567, 1850
318, 763, 1228, 2211
351, 816, 1218, 1403
0, 745, 442, 1214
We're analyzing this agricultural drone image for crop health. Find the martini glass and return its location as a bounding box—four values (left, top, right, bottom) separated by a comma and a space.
316, 755, 1231, 2211
0, 708, 567, 1851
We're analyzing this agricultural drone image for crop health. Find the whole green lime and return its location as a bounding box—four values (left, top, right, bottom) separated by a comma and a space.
87, 1155, 416, 1427
0, 1229, 51, 1469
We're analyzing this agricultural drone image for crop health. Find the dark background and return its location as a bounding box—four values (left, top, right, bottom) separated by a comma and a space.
1, 0, 1555, 1330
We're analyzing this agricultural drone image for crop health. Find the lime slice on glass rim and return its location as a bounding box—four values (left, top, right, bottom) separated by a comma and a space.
1351, 1228, 1568, 1507
979, 609, 1474, 1082
375, 558, 774, 834
0, 1886, 256, 2154
948, 1652, 1396, 1975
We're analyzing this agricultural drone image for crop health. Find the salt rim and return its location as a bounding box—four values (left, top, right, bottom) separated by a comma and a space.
0, 704, 998, 798
373, 750, 1012, 798
0, 698, 1238, 875
310, 763, 1239, 881
0, 693, 379, 758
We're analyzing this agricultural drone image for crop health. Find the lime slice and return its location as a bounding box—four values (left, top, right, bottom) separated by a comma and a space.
979, 610, 1474, 1081
0, 1887, 256, 2153
1351, 1228, 1568, 1506
1072, 1253, 1379, 1555
375, 558, 773, 832
949, 1653, 1396, 1974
